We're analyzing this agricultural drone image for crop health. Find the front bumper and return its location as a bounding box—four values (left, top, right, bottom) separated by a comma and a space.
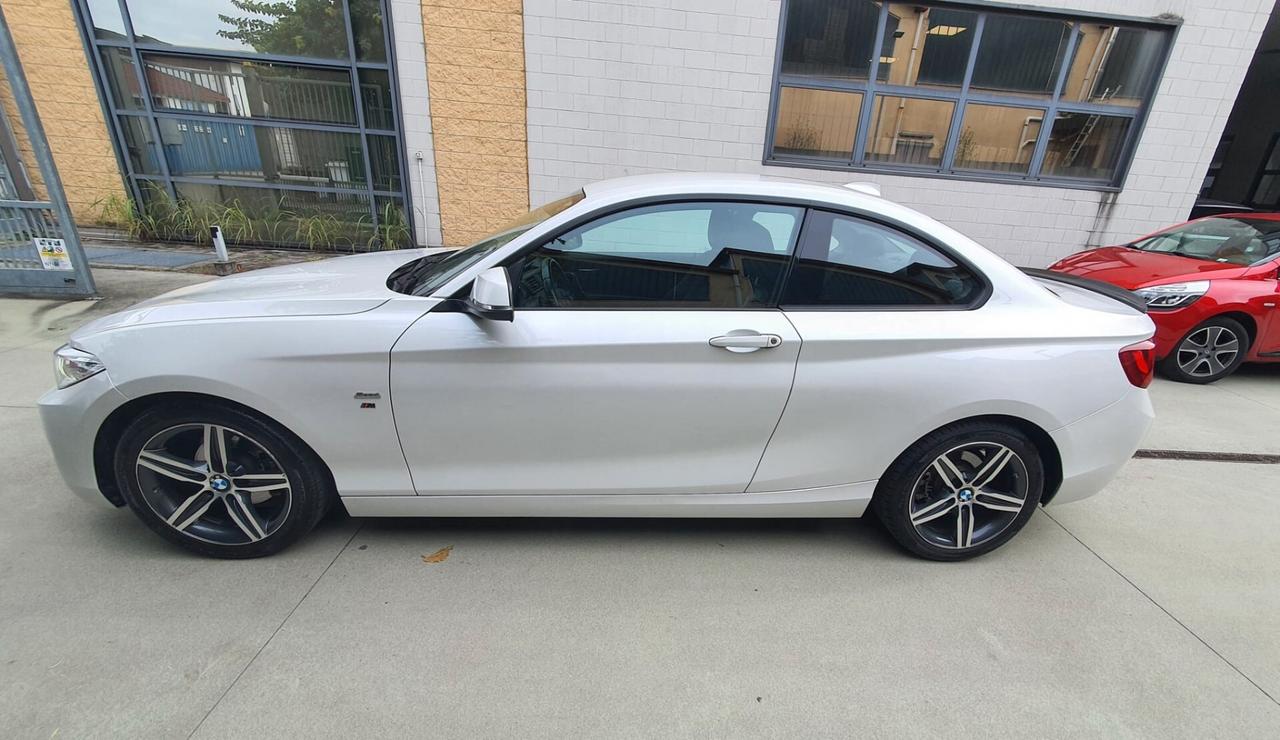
1047, 387, 1154, 505
38, 371, 129, 506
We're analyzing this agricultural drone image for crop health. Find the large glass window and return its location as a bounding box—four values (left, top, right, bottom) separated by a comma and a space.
77, 0, 410, 250
512, 202, 803, 308
773, 87, 862, 159
125, 0, 350, 60
768, 1, 1173, 188
142, 55, 358, 125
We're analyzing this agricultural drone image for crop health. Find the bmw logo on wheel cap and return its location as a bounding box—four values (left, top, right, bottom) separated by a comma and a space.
210, 476, 231, 493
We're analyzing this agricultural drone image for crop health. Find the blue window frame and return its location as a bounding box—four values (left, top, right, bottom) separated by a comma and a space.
766, 1, 1177, 190
73, 0, 412, 249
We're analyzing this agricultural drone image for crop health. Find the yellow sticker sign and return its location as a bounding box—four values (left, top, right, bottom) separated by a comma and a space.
35, 237, 73, 271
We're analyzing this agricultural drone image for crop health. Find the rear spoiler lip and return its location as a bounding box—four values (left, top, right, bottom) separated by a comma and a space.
1019, 267, 1148, 314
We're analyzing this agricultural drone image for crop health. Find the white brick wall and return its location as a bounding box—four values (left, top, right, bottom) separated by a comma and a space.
523, 0, 1273, 266
389, 0, 443, 246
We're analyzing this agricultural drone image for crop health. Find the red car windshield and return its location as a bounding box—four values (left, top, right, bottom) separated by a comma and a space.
1130, 216, 1280, 266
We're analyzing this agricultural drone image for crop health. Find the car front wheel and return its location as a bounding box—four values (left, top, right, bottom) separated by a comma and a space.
873, 422, 1044, 561
1158, 316, 1248, 384
113, 401, 334, 558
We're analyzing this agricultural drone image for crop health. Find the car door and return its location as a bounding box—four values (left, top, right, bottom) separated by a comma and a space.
749, 209, 992, 493
390, 200, 804, 496
1246, 256, 1280, 355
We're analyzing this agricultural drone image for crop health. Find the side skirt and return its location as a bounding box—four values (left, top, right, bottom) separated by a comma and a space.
340, 480, 876, 518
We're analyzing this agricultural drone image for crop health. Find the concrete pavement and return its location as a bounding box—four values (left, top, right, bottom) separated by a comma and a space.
2, 268, 1279, 738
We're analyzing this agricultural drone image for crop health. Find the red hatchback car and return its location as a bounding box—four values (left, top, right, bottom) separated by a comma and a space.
1050, 214, 1280, 384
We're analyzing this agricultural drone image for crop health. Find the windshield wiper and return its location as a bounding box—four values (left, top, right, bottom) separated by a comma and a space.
391, 254, 447, 292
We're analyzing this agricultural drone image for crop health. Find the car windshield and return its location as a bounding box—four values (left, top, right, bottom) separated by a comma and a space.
1129, 216, 1280, 266
391, 191, 586, 297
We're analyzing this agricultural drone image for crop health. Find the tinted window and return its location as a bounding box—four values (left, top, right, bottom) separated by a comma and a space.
781, 211, 982, 306
513, 202, 802, 308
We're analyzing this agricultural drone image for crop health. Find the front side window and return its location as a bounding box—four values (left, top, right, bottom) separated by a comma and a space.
513, 202, 803, 308
768, 1, 1173, 188
781, 211, 982, 306
397, 191, 586, 296
1130, 217, 1280, 267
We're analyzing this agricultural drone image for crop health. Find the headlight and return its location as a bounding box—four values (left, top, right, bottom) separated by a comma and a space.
1135, 280, 1209, 310
53, 345, 105, 389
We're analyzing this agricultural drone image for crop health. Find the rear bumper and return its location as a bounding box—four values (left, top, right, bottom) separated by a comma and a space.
37, 371, 128, 506
1047, 388, 1154, 505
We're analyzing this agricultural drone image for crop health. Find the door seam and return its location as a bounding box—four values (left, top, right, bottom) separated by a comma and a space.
744, 310, 803, 491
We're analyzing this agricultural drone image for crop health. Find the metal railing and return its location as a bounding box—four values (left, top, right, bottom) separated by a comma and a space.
0, 200, 67, 270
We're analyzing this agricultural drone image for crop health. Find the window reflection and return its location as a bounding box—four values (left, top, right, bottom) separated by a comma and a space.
1041, 112, 1130, 180
349, 0, 387, 62
100, 48, 143, 110
85, 0, 127, 40
118, 116, 161, 174
970, 14, 1072, 97
368, 134, 401, 191
125, 0, 350, 60
864, 96, 954, 167
773, 87, 861, 159
359, 68, 395, 130
141, 55, 357, 125
880, 5, 977, 90
158, 118, 368, 190
1059, 25, 1165, 107
781, 0, 886, 81
953, 103, 1042, 174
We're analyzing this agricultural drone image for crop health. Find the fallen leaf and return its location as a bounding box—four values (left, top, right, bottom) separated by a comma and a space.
422, 546, 453, 564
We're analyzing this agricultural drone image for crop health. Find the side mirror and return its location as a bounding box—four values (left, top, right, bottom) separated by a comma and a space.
464, 266, 514, 321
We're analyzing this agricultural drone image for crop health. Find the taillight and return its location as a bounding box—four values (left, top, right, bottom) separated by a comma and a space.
1119, 340, 1155, 388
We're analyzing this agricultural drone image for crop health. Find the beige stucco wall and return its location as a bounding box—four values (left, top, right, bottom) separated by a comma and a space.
2, 0, 124, 224
421, 0, 529, 246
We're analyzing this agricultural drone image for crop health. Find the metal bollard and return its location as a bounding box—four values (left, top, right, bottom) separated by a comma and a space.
209, 225, 234, 275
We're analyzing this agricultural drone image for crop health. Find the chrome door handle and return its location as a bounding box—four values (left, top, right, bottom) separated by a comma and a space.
709, 333, 783, 352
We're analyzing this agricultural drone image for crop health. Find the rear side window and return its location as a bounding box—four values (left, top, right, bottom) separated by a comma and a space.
512, 201, 803, 308
780, 211, 982, 307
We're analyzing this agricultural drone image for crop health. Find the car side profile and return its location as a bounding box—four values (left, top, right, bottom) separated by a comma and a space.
1050, 213, 1280, 383
39, 174, 1155, 560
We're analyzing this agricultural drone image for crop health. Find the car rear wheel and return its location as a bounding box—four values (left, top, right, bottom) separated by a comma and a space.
1159, 316, 1248, 384
113, 401, 334, 558
873, 422, 1044, 561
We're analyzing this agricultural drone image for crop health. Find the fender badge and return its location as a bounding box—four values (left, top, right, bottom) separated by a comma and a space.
353, 392, 382, 400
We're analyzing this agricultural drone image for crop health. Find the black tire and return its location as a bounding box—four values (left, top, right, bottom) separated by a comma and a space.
872, 421, 1044, 561
113, 400, 334, 558
1157, 316, 1249, 384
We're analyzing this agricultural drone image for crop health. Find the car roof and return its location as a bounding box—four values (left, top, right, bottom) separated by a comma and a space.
577, 172, 953, 234
581, 172, 882, 207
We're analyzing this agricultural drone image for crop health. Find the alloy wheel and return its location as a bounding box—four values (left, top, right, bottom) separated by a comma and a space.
1176, 326, 1240, 379
135, 423, 292, 545
908, 442, 1030, 550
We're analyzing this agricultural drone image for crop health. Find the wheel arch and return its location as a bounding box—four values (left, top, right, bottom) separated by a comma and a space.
1212, 310, 1257, 349
93, 391, 336, 507
882, 414, 1064, 505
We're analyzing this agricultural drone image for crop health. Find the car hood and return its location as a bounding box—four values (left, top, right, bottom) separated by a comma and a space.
1049, 246, 1251, 290
73, 249, 434, 339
